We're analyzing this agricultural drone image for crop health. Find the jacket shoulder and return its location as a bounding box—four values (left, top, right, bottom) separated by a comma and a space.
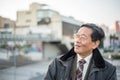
103, 60, 117, 80
105, 60, 116, 69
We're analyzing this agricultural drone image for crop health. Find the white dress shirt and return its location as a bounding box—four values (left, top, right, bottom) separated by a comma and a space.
77, 53, 93, 80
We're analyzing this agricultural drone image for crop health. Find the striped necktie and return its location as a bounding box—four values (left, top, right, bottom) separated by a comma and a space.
76, 59, 86, 80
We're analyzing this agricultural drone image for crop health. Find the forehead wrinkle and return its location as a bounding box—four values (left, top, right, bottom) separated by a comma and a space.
77, 27, 93, 37
76, 33, 88, 38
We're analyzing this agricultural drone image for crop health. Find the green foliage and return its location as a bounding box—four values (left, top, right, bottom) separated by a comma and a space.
0, 44, 8, 48
112, 54, 120, 59
14, 44, 21, 48
23, 44, 31, 47
99, 40, 104, 48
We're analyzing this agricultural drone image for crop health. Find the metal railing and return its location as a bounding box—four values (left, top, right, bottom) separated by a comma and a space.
0, 34, 60, 42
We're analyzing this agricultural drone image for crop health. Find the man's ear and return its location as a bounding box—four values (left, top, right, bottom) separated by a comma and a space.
92, 40, 100, 49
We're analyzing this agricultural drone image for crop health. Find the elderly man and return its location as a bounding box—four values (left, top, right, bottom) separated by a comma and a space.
44, 23, 117, 80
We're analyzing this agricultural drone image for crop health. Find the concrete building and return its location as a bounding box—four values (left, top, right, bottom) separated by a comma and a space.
114, 21, 120, 50
0, 16, 15, 35
0, 16, 15, 29
16, 2, 83, 59
115, 21, 120, 39
16, 3, 82, 39
0, 16, 15, 44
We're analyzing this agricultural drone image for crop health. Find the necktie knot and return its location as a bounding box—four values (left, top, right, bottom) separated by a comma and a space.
79, 59, 86, 65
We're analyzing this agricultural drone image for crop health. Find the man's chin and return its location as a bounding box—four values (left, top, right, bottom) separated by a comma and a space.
74, 48, 80, 53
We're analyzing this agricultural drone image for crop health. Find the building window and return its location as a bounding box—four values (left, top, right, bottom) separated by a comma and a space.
4, 23, 9, 28
37, 17, 51, 25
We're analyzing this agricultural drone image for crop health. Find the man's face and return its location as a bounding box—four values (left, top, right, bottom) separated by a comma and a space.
74, 27, 97, 56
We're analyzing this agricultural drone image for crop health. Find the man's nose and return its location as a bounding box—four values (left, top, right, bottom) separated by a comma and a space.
75, 38, 81, 43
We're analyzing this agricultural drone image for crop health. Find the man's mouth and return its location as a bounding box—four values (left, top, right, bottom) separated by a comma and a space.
75, 45, 81, 47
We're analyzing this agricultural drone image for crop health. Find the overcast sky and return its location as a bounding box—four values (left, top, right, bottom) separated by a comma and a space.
0, 0, 120, 29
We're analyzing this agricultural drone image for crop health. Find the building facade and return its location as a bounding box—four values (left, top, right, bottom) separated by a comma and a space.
16, 2, 83, 40
0, 16, 15, 35
0, 16, 15, 29
16, 2, 83, 59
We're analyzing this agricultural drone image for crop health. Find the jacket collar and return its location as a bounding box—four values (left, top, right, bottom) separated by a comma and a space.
60, 47, 105, 68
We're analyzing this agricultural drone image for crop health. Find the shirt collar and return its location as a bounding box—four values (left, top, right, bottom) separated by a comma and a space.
77, 53, 93, 64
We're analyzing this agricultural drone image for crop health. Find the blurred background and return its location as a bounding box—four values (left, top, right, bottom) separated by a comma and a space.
0, 0, 120, 80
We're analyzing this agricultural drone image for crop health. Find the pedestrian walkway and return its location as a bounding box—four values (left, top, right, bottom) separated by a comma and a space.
0, 59, 52, 80
116, 66, 120, 80
0, 59, 13, 69
0, 59, 120, 80
0, 58, 37, 70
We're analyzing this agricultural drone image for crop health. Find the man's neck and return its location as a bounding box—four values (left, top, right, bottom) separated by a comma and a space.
78, 52, 92, 58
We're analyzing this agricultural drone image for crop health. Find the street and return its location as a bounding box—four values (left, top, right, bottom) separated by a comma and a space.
0, 59, 120, 80
0, 60, 51, 80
